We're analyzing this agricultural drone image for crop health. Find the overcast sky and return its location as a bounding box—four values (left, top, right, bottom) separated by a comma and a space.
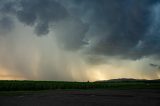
0, 0, 160, 81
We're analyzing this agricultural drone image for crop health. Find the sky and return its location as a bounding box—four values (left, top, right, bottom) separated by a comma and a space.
0, 0, 160, 81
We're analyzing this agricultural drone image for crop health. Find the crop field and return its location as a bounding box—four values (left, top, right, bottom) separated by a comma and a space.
0, 80, 160, 106
0, 80, 160, 91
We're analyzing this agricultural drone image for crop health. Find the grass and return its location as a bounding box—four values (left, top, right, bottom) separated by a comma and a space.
0, 80, 160, 91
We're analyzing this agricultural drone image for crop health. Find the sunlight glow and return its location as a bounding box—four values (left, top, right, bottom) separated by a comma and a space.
0, 67, 26, 80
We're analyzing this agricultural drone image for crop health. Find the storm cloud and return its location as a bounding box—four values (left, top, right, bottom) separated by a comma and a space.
60, 0, 160, 59
1, 0, 160, 59
0, 0, 160, 81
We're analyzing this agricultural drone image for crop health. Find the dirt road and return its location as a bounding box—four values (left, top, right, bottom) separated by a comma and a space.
0, 89, 159, 106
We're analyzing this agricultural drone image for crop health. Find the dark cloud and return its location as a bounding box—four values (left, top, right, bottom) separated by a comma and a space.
1, 0, 160, 59
0, 0, 88, 49
54, 18, 89, 50
17, 0, 68, 36
0, 0, 69, 36
150, 63, 160, 69
0, 16, 14, 34
150, 63, 158, 67
61, 0, 160, 59
0, 0, 18, 14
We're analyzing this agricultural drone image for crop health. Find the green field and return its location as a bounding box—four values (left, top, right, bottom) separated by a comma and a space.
0, 80, 160, 91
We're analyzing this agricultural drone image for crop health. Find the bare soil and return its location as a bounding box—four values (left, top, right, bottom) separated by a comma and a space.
0, 89, 160, 106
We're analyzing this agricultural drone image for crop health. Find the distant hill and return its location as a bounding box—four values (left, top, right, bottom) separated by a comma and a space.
95, 78, 160, 83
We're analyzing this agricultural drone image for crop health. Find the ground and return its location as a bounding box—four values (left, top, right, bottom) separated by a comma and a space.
0, 89, 160, 106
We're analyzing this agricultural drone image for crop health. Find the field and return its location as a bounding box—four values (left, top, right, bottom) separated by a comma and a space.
0, 80, 160, 106
0, 80, 160, 91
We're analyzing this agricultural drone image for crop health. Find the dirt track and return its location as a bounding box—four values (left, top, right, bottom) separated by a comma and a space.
0, 89, 160, 106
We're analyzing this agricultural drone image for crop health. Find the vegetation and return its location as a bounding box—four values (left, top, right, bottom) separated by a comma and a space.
0, 79, 160, 91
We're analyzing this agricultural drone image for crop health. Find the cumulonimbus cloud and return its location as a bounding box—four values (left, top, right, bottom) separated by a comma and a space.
1, 0, 160, 60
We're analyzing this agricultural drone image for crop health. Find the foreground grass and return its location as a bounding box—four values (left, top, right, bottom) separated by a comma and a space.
0, 80, 160, 91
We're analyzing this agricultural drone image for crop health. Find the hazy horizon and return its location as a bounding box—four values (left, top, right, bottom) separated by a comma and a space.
0, 0, 160, 81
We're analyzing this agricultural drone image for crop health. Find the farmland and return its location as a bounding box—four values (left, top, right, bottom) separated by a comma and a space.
0, 79, 160, 91
0, 80, 160, 106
